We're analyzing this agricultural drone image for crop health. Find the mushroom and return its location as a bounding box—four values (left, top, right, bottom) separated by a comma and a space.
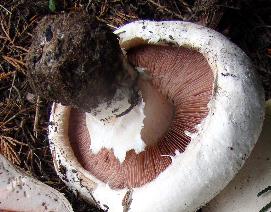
48, 20, 265, 212
202, 99, 271, 212
0, 154, 73, 212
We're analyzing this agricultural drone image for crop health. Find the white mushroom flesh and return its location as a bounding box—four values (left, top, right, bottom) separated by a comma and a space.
86, 89, 146, 163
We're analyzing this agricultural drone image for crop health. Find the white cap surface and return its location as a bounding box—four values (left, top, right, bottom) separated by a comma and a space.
202, 100, 271, 212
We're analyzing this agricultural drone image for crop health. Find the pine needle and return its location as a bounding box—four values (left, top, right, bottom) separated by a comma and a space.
0, 135, 26, 165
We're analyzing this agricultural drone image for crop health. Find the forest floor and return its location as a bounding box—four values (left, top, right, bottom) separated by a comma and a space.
0, 0, 270, 211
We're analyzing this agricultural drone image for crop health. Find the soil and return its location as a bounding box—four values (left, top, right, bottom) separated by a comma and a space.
27, 11, 124, 112
0, 0, 270, 211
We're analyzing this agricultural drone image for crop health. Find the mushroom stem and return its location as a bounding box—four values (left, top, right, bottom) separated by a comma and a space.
86, 88, 145, 163
87, 53, 142, 118
85, 70, 175, 163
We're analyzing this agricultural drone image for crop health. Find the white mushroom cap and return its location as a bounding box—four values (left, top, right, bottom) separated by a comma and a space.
202, 99, 271, 212
48, 21, 265, 212
0, 154, 73, 212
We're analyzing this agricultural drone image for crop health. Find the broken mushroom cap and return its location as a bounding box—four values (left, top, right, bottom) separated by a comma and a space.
202, 100, 271, 212
0, 154, 73, 212
49, 21, 265, 212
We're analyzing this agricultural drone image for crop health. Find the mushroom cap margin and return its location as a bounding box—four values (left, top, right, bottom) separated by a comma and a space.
0, 154, 73, 212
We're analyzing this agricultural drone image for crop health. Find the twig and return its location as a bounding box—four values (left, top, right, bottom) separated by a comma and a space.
0, 4, 12, 15
3, 56, 26, 68
0, 110, 23, 128
1, 20, 12, 43
0, 136, 28, 146
146, 0, 185, 19
96, 16, 117, 29
0, 71, 16, 80
99, 0, 108, 17
12, 44, 29, 53
115, 11, 137, 22
11, 85, 23, 105
33, 96, 41, 138
33, 152, 42, 173
17, 15, 39, 39
8, 72, 16, 99
0, 136, 22, 165
86, 0, 92, 11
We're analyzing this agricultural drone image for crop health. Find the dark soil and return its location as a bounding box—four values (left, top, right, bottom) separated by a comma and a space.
27, 11, 124, 112
0, 0, 270, 211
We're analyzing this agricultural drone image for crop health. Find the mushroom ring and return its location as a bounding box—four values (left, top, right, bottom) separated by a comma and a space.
49, 21, 265, 212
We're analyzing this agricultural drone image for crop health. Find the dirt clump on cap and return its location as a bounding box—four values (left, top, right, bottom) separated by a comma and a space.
26, 11, 124, 112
